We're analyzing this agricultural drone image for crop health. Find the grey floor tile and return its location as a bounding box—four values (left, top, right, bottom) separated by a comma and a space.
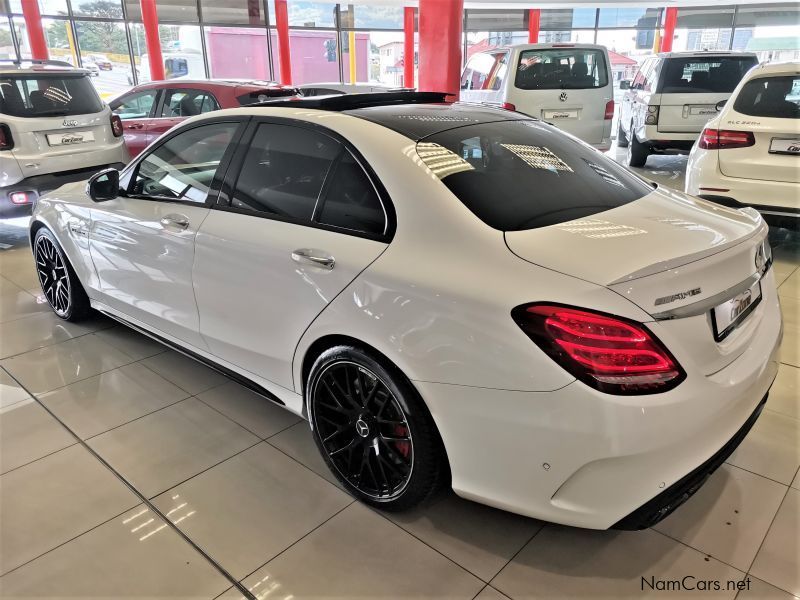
0, 279, 50, 324
387, 492, 544, 581
655, 464, 787, 571
267, 421, 342, 488
152, 442, 351, 580
92, 325, 167, 361
38, 362, 189, 440
492, 526, 745, 599
767, 364, 800, 420
792, 470, 799, 491
0, 444, 138, 575
0, 399, 74, 474
0, 366, 30, 409
88, 397, 259, 498
197, 381, 301, 439
750, 489, 800, 597
738, 577, 800, 599
475, 586, 513, 600
781, 296, 799, 330
0, 334, 134, 395
0, 503, 231, 598
238, 502, 483, 599
779, 269, 800, 301
780, 324, 799, 368
0, 311, 102, 359
140, 350, 229, 395
728, 410, 800, 485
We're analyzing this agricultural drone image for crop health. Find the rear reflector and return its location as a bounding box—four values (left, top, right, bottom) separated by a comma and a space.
604, 100, 614, 120
698, 128, 755, 150
10, 192, 30, 205
110, 114, 123, 137
501, 102, 516, 111
0, 123, 13, 150
512, 303, 685, 395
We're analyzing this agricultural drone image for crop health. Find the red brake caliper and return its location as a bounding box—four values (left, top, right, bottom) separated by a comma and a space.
394, 425, 410, 458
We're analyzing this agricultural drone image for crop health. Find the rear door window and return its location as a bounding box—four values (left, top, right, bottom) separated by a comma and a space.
112, 90, 158, 120
0, 74, 103, 117
419, 120, 652, 231
515, 48, 608, 90
733, 76, 800, 119
317, 152, 386, 236
658, 57, 757, 94
160, 89, 220, 118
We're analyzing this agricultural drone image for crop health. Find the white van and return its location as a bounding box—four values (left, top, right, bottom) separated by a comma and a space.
460, 43, 614, 150
618, 51, 758, 167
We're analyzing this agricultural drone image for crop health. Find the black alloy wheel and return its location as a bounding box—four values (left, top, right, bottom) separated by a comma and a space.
35, 233, 71, 317
311, 361, 413, 500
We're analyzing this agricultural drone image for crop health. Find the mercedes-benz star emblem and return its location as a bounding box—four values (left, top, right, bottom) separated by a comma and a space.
355, 418, 370, 438
559, 91, 568, 102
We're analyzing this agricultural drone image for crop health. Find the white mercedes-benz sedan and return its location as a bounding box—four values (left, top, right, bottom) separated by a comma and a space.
686, 61, 800, 228
29, 92, 782, 530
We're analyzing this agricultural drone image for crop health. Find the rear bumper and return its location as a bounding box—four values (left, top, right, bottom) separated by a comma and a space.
414, 277, 782, 529
639, 125, 699, 152
0, 163, 126, 218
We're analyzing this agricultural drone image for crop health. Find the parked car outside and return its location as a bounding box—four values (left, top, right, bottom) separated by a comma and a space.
88, 54, 113, 71
109, 79, 297, 158
686, 61, 800, 228
461, 44, 615, 150
0, 59, 128, 219
618, 51, 758, 167
30, 93, 781, 530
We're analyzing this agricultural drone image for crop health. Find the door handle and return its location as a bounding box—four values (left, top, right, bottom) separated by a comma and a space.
291, 248, 335, 270
160, 214, 190, 230
126, 123, 144, 130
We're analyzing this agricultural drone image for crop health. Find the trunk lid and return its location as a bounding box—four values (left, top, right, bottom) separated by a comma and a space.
718, 116, 800, 183
505, 189, 769, 374
657, 91, 730, 134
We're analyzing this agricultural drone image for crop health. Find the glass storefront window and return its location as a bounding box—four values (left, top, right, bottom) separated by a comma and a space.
339, 30, 403, 85
339, 30, 371, 84
275, 29, 338, 84
734, 3, 800, 27
72, 0, 123, 19
129, 23, 204, 83
205, 26, 269, 79
125, 0, 199, 22
0, 16, 15, 59
538, 30, 596, 44
75, 20, 132, 99
597, 8, 660, 29
201, 0, 265, 25
269, 2, 336, 29
8, 0, 68, 16
675, 6, 734, 29
540, 9, 597, 30
15, 17, 77, 63
349, 5, 402, 29
465, 9, 527, 32
672, 28, 733, 52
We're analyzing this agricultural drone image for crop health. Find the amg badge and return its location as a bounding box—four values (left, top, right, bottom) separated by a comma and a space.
655, 288, 702, 306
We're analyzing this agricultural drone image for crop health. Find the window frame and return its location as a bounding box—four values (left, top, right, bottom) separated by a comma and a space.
215, 116, 395, 243
119, 116, 248, 207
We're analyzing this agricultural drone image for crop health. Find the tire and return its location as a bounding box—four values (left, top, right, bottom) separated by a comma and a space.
306, 345, 448, 511
626, 129, 649, 168
616, 120, 629, 148
33, 228, 91, 322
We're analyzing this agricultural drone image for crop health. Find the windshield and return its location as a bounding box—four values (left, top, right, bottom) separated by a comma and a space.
657, 57, 757, 94
733, 75, 800, 119
515, 48, 608, 90
0, 74, 104, 117
419, 120, 652, 231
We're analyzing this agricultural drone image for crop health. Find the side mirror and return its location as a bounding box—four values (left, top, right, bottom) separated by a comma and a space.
715, 99, 727, 112
87, 168, 119, 202
619, 80, 631, 90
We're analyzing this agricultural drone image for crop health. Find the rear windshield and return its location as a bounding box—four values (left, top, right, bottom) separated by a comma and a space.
515, 48, 608, 90
0, 74, 103, 117
658, 57, 756, 94
733, 75, 800, 119
420, 121, 652, 231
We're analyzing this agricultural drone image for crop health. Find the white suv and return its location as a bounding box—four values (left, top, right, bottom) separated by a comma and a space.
0, 60, 128, 218
617, 52, 758, 167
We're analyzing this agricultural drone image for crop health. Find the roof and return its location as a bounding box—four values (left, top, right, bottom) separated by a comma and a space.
0, 59, 90, 76
660, 51, 757, 58
746, 61, 800, 76
608, 51, 637, 66
746, 37, 800, 52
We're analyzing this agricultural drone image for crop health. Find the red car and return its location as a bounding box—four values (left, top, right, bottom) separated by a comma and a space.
109, 79, 297, 158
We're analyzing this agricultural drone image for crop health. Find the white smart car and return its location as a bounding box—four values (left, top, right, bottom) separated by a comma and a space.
29, 92, 781, 530
686, 61, 799, 227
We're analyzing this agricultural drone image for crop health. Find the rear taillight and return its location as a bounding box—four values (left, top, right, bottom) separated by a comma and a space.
512, 303, 685, 395
645, 105, 659, 125
0, 123, 14, 150
10, 191, 30, 205
698, 128, 754, 150
604, 100, 614, 120
110, 114, 123, 137
501, 102, 516, 111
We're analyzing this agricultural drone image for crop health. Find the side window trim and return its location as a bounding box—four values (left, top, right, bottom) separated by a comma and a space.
214, 116, 395, 242
121, 117, 248, 208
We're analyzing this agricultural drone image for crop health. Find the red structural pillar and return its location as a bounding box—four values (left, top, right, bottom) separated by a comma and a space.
418, 0, 463, 98
403, 7, 415, 88
22, 0, 49, 60
528, 9, 541, 44
661, 7, 678, 53
140, 0, 165, 80
274, 0, 292, 85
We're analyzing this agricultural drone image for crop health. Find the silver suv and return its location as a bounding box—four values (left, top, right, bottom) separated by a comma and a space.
0, 60, 128, 218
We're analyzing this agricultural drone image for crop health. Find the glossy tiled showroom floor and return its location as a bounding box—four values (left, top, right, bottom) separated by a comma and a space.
1, 153, 798, 600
